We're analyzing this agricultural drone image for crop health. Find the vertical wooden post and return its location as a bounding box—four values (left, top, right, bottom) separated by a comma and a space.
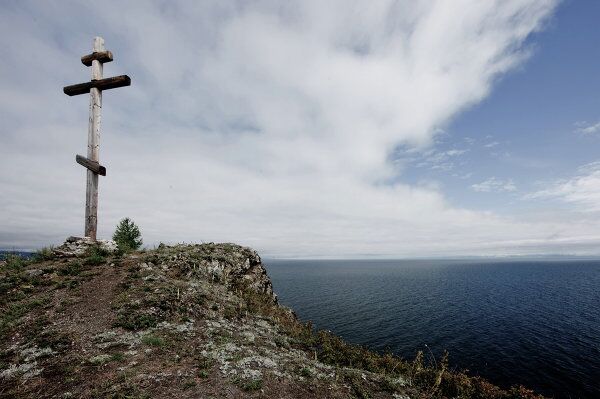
64, 37, 130, 240
85, 37, 104, 240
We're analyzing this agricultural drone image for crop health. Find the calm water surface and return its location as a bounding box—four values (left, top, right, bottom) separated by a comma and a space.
264, 259, 600, 398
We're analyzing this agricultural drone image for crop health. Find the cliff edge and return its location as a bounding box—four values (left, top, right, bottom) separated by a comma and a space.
0, 241, 544, 398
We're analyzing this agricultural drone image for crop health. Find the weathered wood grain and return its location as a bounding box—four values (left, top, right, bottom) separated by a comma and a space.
76, 154, 106, 176
63, 75, 131, 96
84, 36, 105, 240
81, 50, 113, 66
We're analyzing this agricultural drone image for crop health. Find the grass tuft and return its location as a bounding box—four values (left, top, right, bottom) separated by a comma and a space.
141, 334, 165, 347
83, 245, 109, 266
32, 246, 55, 263
242, 379, 263, 392
58, 261, 83, 276
114, 311, 158, 330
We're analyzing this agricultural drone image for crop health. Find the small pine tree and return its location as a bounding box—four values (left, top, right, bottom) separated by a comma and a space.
112, 218, 143, 251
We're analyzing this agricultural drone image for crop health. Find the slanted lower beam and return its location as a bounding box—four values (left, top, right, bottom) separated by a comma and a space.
63, 75, 131, 96
81, 50, 113, 66
76, 154, 106, 176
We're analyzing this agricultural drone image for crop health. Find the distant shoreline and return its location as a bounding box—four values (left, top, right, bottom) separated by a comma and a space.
4, 250, 600, 262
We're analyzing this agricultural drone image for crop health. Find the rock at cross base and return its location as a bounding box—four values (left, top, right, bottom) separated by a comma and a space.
52, 236, 118, 258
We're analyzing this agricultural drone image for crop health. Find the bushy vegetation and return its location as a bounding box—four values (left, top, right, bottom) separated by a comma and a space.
113, 217, 143, 252
33, 246, 55, 262
0, 298, 45, 340
141, 334, 165, 347
1, 254, 26, 271
83, 245, 108, 265
58, 261, 83, 276
242, 379, 263, 392
113, 304, 158, 330
0, 255, 43, 305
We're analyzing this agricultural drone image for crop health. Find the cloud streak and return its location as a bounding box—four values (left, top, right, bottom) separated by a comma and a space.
472, 178, 517, 193
525, 162, 600, 212
575, 121, 600, 135
484, 141, 500, 148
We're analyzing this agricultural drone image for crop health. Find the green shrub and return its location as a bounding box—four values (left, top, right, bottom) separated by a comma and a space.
114, 306, 158, 330
141, 334, 164, 347
33, 246, 55, 263
2, 254, 26, 272
242, 379, 263, 392
299, 367, 312, 377
113, 218, 143, 252
197, 355, 213, 372
83, 246, 107, 266
0, 298, 44, 339
198, 370, 209, 378
110, 353, 125, 362
59, 261, 82, 276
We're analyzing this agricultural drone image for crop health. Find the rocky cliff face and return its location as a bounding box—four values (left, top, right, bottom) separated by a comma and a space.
0, 240, 544, 399
149, 242, 277, 303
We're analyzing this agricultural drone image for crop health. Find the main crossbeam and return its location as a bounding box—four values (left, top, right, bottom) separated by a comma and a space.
63, 75, 131, 96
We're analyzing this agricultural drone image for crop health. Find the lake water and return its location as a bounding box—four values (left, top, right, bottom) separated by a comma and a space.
264, 259, 600, 398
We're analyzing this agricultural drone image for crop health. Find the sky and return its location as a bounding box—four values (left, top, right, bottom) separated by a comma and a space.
1, 0, 599, 258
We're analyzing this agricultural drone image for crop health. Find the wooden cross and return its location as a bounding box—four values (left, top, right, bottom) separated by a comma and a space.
63, 37, 131, 241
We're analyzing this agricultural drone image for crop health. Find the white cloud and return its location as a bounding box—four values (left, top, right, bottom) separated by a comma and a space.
445, 149, 468, 156
4, 0, 598, 257
410, 147, 469, 171
575, 121, 600, 135
471, 178, 517, 193
525, 162, 600, 212
484, 141, 500, 148
453, 172, 473, 180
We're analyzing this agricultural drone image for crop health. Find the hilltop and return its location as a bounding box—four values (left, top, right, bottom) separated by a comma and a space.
0, 239, 544, 398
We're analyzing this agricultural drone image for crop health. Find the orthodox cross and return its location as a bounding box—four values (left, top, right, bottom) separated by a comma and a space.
63, 37, 131, 241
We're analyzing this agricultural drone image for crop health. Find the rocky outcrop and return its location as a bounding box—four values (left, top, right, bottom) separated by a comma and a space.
149, 242, 277, 303
52, 236, 118, 257
51, 238, 276, 302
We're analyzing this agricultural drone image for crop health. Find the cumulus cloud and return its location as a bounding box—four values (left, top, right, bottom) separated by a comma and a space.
471, 178, 517, 193
525, 162, 600, 212
4, 0, 598, 257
